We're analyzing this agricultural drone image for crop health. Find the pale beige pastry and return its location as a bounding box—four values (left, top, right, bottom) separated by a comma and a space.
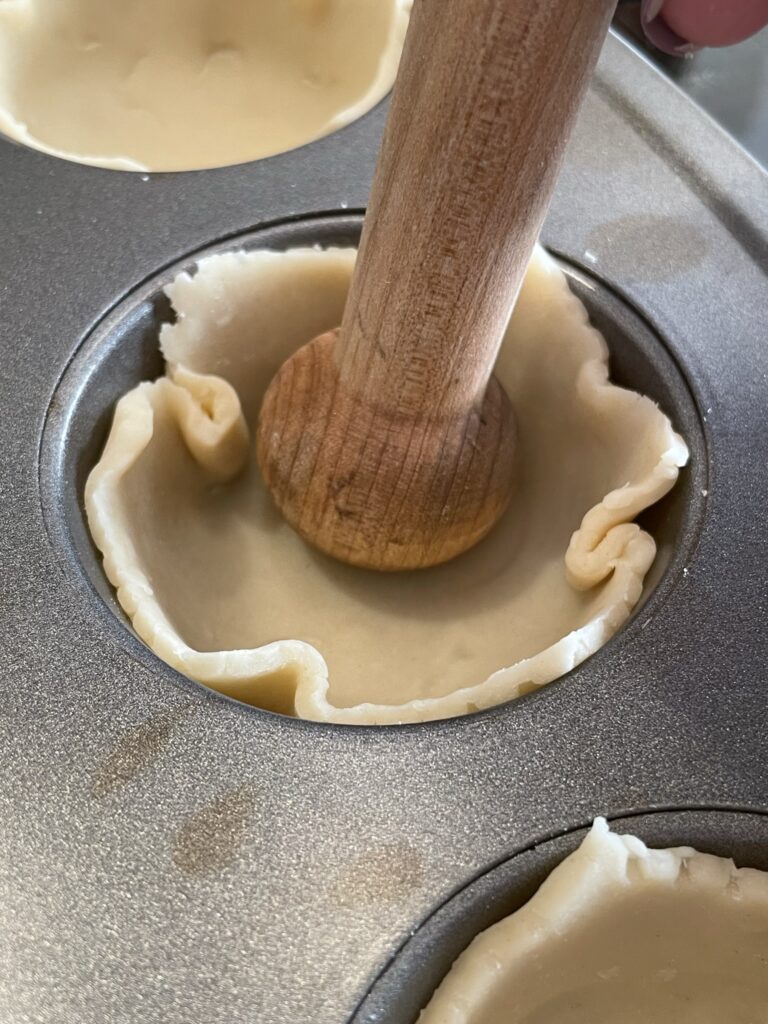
0, 0, 410, 171
419, 818, 768, 1023
85, 245, 688, 723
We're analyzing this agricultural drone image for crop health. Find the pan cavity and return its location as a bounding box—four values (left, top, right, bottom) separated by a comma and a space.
0, 0, 410, 171
352, 810, 768, 1024
40, 216, 705, 724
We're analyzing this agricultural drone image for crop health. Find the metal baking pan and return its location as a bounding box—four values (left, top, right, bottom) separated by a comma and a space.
1, 30, 767, 1024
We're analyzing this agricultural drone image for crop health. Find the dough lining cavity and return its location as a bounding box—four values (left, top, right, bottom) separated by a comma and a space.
419, 819, 768, 1023
0, 0, 410, 171
85, 244, 688, 724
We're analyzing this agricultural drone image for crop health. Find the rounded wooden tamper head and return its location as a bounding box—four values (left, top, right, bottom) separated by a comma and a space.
257, 329, 516, 570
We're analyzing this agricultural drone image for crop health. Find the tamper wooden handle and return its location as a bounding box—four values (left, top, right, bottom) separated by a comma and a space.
258, 0, 615, 570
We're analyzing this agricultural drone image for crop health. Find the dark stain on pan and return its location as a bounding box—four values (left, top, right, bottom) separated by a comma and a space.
331, 843, 424, 907
92, 711, 183, 798
173, 787, 256, 877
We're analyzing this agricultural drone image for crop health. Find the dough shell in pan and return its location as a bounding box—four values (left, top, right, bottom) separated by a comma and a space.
86, 245, 688, 723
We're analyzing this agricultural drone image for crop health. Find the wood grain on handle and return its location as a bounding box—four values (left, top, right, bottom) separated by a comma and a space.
258, 0, 616, 571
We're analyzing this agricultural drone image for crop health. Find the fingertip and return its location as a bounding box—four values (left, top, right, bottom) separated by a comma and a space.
644, 0, 768, 51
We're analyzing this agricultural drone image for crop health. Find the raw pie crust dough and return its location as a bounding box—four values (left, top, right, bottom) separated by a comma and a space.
419, 818, 768, 1023
0, 0, 410, 171
86, 245, 688, 724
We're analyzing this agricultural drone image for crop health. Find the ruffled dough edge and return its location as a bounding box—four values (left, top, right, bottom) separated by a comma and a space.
564, 346, 689, 591
418, 817, 768, 1024
85, 245, 689, 725
85, 372, 329, 718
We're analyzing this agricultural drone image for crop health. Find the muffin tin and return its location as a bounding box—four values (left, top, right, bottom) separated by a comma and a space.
2, 31, 767, 1024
